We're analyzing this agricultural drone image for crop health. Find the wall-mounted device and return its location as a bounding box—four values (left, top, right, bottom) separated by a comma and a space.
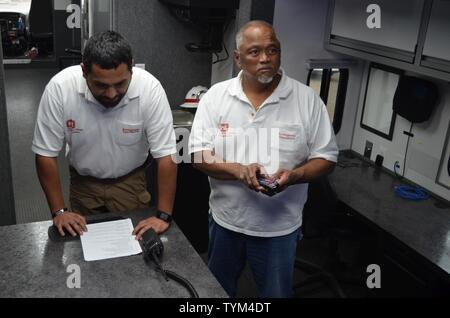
159, 0, 239, 53
393, 75, 439, 123
364, 140, 373, 159
375, 154, 384, 167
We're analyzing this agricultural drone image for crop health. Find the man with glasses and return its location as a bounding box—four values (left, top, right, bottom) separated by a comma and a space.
32, 31, 177, 240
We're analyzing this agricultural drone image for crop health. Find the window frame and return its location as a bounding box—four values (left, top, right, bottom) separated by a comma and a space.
306, 67, 348, 135
359, 63, 403, 141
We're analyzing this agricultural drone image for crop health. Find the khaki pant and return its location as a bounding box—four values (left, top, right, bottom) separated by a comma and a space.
69, 167, 152, 215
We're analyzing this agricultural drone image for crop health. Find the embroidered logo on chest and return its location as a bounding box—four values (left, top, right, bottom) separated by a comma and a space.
279, 132, 296, 140
122, 128, 140, 134
66, 119, 83, 133
219, 123, 229, 136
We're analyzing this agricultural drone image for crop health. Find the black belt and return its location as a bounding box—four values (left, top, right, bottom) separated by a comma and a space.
70, 156, 152, 184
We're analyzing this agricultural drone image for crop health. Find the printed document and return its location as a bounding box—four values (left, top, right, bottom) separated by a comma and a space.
80, 218, 142, 261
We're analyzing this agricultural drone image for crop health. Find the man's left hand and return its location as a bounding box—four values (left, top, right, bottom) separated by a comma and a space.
133, 217, 170, 240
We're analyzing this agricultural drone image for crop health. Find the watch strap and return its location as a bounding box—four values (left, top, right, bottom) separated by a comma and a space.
52, 207, 68, 218
157, 210, 173, 224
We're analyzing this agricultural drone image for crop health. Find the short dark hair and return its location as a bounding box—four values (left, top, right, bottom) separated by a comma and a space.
236, 20, 276, 50
82, 31, 133, 73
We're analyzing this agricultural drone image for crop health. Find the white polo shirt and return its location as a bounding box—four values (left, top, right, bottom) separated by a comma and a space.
32, 65, 176, 179
189, 69, 338, 237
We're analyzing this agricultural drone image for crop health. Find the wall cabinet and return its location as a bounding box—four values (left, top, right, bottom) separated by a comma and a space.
325, 0, 450, 81
330, 0, 424, 62
421, 0, 450, 73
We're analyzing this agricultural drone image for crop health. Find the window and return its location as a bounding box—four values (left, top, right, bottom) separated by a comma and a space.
307, 68, 348, 134
360, 63, 402, 141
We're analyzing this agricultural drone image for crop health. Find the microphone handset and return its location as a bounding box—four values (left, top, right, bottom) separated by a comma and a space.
142, 228, 168, 280
141, 228, 199, 298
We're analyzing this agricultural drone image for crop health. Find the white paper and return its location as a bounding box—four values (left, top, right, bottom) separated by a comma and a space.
80, 218, 142, 261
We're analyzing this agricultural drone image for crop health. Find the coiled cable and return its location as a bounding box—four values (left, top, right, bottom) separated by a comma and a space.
147, 248, 199, 298
394, 185, 430, 201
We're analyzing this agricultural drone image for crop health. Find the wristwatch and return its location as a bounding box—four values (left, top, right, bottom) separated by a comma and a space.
157, 210, 173, 224
52, 207, 68, 218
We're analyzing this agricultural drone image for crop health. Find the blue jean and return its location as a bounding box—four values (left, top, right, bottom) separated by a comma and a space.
208, 215, 301, 298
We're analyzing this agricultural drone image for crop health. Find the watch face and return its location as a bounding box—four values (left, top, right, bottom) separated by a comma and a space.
158, 211, 172, 223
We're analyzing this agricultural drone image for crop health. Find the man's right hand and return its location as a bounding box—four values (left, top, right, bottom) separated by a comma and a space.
234, 163, 267, 192
53, 212, 87, 237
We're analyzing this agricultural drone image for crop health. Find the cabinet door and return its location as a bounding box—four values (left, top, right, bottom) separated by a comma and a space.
421, 0, 450, 72
330, 0, 424, 62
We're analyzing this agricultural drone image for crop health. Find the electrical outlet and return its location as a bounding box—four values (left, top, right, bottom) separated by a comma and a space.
364, 140, 373, 159
393, 152, 405, 174
394, 160, 402, 175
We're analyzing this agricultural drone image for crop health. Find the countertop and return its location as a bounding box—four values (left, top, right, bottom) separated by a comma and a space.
329, 151, 450, 279
0, 209, 228, 298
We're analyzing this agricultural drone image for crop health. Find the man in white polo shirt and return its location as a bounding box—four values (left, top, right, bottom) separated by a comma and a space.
32, 31, 177, 240
189, 21, 338, 297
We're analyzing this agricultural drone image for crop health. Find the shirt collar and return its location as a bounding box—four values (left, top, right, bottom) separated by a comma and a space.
227, 67, 293, 101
